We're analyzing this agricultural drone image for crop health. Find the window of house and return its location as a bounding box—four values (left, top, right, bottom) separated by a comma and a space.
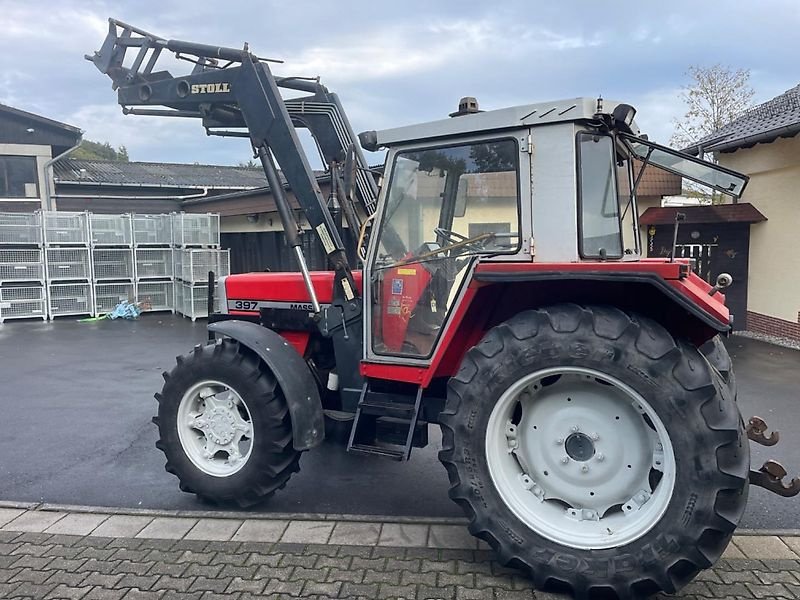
0, 156, 39, 198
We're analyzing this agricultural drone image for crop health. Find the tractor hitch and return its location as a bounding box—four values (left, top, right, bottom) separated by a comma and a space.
750, 460, 800, 497
746, 415, 799, 497
746, 416, 779, 446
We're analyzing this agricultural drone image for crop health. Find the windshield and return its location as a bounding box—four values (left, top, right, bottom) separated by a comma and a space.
620, 133, 749, 198
370, 139, 520, 358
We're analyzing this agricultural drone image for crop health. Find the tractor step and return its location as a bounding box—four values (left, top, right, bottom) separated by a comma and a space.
348, 443, 406, 461
360, 398, 416, 419
346, 382, 424, 461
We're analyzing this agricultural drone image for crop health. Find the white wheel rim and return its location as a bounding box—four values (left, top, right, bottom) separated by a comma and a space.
177, 380, 254, 477
485, 367, 676, 550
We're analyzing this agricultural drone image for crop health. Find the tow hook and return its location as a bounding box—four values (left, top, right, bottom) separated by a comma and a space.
746, 416, 779, 446
750, 460, 800, 498
746, 415, 800, 497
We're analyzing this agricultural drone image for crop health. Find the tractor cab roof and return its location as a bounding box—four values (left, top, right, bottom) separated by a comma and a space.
373, 97, 641, 148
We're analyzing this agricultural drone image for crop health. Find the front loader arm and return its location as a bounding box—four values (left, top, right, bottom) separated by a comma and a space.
87, 19, 376, 308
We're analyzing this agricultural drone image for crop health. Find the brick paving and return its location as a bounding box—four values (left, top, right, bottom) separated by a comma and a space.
0, 506, 799, 598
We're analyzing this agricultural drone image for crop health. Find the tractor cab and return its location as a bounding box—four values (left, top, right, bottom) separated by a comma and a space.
362, 97, 749, 362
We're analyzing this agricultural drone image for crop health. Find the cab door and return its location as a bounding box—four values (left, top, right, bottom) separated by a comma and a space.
363, 131, 531, 365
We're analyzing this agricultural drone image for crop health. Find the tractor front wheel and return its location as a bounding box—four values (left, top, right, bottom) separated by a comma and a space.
439, 305, 749, 598
154, 338, 301, 507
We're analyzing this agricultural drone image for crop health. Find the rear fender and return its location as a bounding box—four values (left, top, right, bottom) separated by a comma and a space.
208, 320, 324, 450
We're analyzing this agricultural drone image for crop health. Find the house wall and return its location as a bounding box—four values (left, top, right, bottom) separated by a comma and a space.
718, 134, 800, 338
0, 143, 53, 212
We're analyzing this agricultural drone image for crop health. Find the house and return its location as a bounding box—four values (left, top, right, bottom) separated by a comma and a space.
684, 84, 800, 340
0, 103, 81, 212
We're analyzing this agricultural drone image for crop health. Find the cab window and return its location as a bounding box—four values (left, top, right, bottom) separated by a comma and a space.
371, 139, 520, 357
577, 133, 622, 259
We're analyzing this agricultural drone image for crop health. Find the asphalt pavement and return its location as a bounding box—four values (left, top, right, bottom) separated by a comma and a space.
0, 313, 798, 529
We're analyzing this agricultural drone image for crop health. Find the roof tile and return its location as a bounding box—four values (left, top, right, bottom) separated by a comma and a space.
687, 84, 800, 153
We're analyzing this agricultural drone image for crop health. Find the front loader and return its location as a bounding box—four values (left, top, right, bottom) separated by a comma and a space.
89, 20, 799, 599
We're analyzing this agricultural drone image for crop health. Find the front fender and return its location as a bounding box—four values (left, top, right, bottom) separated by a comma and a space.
208, 320, 324, 451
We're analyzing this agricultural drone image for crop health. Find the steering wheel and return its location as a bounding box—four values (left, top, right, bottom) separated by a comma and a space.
434, 227, 471, 245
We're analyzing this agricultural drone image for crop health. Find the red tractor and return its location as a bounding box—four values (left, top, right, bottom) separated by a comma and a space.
89, 20, 798, 598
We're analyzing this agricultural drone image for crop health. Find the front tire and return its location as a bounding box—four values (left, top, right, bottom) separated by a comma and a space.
439, 305, 749, 599
155, 338, 301, 507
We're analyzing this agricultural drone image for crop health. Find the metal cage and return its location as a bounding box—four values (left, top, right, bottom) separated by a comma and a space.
176, 281, 217, 321
45, 248, 91, 281
133, 214, 173, 246
136, 280, 174, 312
177, 248, 230, 283
48, 282, 94, 318
0, 285, 47, 322
0, 212, 43, 246
43, 212, 90, 246
0, 249, 45, 283
92, 248, 135, 281
135, 248, 173, 279
172, 213, 220, 247
90, 213, 133, 246
94, 282, 135, 314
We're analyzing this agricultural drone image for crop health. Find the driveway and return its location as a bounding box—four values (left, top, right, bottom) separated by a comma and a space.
0, 314, 797, 529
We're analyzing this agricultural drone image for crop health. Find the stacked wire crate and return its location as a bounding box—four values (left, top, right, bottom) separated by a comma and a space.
172, 213, 227, 321
133, 214, 174, 313
0, 212, 47, 323
90, 213, 135, 314
44, 211, 94, 319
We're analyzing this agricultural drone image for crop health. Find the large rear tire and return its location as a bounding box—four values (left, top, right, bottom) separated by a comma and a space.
439, 305, 749, 599
154, 338, 301, 507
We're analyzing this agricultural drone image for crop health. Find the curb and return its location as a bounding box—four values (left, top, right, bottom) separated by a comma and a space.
1, 503, 799, 560
34, 502, 470, 526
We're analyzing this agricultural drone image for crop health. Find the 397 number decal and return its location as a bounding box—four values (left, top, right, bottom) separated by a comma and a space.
232, 300, 259, 310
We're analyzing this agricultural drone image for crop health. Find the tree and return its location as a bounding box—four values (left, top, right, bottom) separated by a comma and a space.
670, 65, 755, 204
237, 159, 259, 168
73, 140, 130, 162
670, 64, 755, 154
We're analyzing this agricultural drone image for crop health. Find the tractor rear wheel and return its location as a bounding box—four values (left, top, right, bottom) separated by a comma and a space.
154, 338, 301, 507
439, 305, 749, 599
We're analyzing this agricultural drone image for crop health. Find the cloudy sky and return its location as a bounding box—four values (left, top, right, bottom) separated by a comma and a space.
1, 0, 797, 166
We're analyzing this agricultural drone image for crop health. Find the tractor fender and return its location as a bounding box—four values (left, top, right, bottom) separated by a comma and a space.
208, 320, 324, 451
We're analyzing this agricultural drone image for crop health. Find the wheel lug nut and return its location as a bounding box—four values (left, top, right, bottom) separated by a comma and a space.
591, 432, 600, 441
561, 457, 570, 464
596, 453, 605, 462
571, 426, 579, 433
555, 438, 564, 445
581, 465, 589, 473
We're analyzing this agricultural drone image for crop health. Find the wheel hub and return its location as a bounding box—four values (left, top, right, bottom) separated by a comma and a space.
564, 432, 594, 461
205, 407, 236, 445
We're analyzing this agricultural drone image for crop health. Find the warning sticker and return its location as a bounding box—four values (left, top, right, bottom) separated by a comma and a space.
397, 268, 417, 275
391, 278, 404, 295
316, 224, 336, 255
341, 277, 355, 301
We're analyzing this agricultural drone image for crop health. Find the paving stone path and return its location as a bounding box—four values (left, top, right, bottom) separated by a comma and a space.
0, 504, 799, 599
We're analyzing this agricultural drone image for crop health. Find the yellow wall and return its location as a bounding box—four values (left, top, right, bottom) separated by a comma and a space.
718, 135, 800, 323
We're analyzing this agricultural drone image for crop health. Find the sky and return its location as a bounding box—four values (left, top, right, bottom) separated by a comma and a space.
1, 0, 798, 166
